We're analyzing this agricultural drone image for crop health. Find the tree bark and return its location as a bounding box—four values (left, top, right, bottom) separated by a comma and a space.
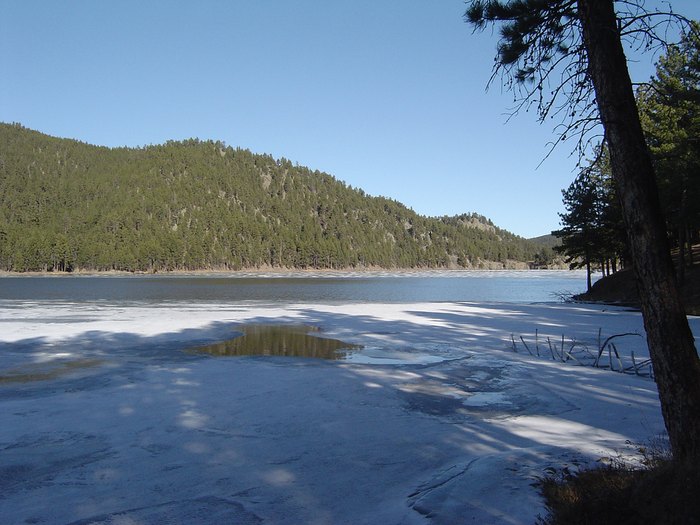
577, 0, 700, 461
585, 254, 592, 292
689, 226, 695, 266
679, 223, 686, 285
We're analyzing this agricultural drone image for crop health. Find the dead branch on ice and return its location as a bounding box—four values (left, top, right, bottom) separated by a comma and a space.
510, 330, 651, 378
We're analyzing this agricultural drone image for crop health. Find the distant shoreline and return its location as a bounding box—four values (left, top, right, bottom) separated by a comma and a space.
0, 266, 577, 277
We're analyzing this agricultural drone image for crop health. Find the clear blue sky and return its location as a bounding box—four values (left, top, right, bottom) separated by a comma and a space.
2, 1, 699, 238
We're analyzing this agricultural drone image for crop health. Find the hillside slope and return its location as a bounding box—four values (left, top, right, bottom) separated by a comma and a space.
0, 124, 550, 272
575, 246, 700, 315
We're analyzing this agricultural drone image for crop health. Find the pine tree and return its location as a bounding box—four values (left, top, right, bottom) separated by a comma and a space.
554, 168, 600, 291
637, 23, 700, 282
554, 146, 626, 288
465, 0, 700, 461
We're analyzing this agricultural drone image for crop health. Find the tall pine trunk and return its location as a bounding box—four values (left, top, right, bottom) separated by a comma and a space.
679, 224, 686, 285
585, 254, 592, 292
577, 0, 700, 461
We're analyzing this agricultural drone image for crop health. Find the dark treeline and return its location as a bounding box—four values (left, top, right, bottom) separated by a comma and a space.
0, 124, 551, 272
554, 23, 700, 291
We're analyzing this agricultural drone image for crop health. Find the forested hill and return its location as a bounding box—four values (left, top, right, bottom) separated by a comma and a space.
0, 123, 551, 272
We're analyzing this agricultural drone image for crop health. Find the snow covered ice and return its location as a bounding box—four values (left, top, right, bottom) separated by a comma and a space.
1, 300, 697, 524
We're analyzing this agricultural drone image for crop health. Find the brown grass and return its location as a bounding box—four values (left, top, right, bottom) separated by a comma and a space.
537, 458, 700, 525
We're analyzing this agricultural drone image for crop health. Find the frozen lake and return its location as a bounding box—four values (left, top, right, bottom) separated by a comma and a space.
4, 270, 683, 525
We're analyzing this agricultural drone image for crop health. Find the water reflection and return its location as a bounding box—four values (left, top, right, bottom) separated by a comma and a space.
192, 325, 362, 360
0, 359, 104, 384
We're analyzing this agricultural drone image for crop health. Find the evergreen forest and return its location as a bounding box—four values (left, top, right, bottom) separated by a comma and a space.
554, 24, 700, 290
0, 124, 551, 272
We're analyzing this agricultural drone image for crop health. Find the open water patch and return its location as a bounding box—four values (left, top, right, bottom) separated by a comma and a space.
190, 324, 362, 360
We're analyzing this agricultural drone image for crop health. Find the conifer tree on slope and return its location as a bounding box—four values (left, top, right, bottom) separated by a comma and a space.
554, 145, 626, 289
637, 23, 700, 283
465, 0, 700, 461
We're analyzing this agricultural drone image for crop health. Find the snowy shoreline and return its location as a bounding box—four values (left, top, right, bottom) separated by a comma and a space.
0, 267, 579, 278
2, 301, 697, 524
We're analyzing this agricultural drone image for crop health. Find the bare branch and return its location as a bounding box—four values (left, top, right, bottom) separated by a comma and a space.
465, 0, 694, 163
